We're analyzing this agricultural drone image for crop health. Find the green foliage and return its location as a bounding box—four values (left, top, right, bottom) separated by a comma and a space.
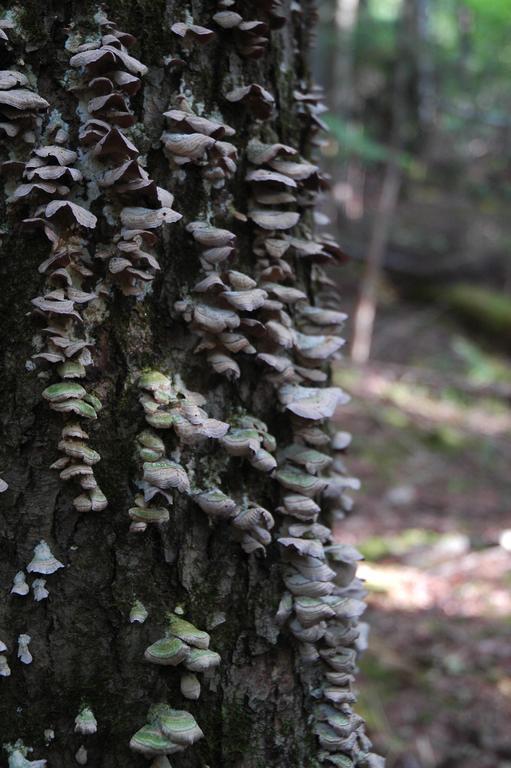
325, 114, 413, 168
359, 528, 441, 562
452, 336, 511, 386
440, 284, 511, 338
325, 115, 390, 163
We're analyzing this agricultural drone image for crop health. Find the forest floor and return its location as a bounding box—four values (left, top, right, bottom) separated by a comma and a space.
332, 298, 511, 768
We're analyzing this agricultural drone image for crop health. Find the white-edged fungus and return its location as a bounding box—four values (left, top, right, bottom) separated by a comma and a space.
180, 672, 201, 700
74, 705, 97, 735
11, 570, 29, 596
17, 634, 32, 664
0, 654, 11, 677
32, 579, 49, 602
75, 746, 87, 765
129, 599, 148, 624
27, 540, 64, 574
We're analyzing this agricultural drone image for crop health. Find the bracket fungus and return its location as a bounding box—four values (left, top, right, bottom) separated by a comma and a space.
75, 746, 87, 765
69, 16, 181, 298
213, 6, 269, 58
11, 571, 29, 596
180, 672, 201, 700
224, 83, 275, 119
0, 52, 49, 145
134, 612, 214, 757
130, 599, 149, 624
17, 634, 32, 664
171, 22, 215, 44
0, 654, 11, 677
135, 371, 273, 551
32, 579, 49, 602
0, 8, 378, 765
74, 706, 97, 735
162, 100, 237, 188
5, 743, 47, 768
11, 118, 109, 515
144, 612, 219, 672
27, 541, 64, 574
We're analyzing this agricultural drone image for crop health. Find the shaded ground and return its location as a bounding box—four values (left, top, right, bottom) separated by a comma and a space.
332, 300, 511, 768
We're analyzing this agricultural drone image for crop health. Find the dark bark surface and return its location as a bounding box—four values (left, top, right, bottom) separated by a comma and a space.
0, 2, 376, 767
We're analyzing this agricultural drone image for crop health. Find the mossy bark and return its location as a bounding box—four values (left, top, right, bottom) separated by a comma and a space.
0, 2, 327, 766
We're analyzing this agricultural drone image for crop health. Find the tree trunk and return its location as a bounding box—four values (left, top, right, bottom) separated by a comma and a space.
0, 3, 382, 768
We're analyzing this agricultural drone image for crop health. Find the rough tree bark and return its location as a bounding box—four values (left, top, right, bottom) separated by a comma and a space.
0, 2, 382, 768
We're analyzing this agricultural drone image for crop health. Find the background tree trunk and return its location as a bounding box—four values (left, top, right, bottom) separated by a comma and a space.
0, 2, 377, 767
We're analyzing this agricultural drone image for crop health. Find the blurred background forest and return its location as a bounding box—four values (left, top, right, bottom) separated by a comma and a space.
315, 1, 511, 766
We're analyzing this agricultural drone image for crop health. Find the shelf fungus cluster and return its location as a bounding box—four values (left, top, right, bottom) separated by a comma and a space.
133, 370, 222, 533
4, 105, 108, 513
168, 22, 379, 756
0, 4, 383, 765
135, 370, 276, 553
162, 98, 237, 188
241, 114, 380, 768
130, 704, 203, 759
0, 23, 49, 148
213, 4, 270, 59
9, 541, 64, 611
174, 150, 346, 395
175, 222, 265, 381
43, 387, 107, 514
241, 107, 381, 768
131, 614, 216, 758
72, 705, 97, 765
69, 14, 181, 297
4, 741, 47, 768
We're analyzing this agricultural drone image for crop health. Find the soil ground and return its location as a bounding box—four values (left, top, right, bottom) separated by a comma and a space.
332, 294, 511, 768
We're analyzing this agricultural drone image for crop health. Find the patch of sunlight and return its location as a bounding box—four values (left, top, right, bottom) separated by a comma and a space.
453, 335, 511, 387
334, 366, 511, 437
334, 365, 360, 389
367, 0, 403, 23
380, 405, 411, 429
497, 677, 511, 699
423, 423, 466, 450
359, 545, 511, 620
359, 528, 442, 562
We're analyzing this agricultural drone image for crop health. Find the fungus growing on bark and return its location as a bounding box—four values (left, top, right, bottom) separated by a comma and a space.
144, 636, 189, 666
184, 648, 221, 672
69, 18, 181, 298
135, 370, 273, 549
162, 102, 237, 187
130, 599, 149, 624
149, 705, 203, 746
0, 8, 380, 765
74, 706, 97, 735
27, 540, 63, 574
213, 6, 269, 58
193, 488, 237, 519
167, 615, 210, 649
224, 83, 274, 118
17, 634, 32, 664
171, 22, 215, 44
11, 118, 109, 516
144, 612, 219, 681
32, 579, 49, 602
0, 67, 49, 145
74, 746, 87, 765
5, 742, 47, 768
0, 654, 11, 677
11, 571, 29, 596
180, 672, 201, 700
